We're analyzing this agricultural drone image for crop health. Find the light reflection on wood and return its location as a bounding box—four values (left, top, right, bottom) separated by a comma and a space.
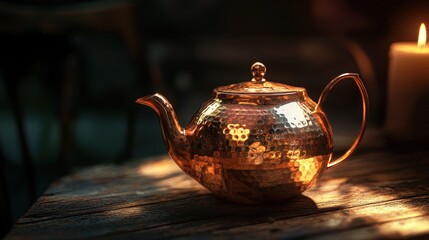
137, 157, 207, 193
307, 178, 429, 237
138, 158, 181, 177
103, 206, 144, 218
136, 155, 429, 236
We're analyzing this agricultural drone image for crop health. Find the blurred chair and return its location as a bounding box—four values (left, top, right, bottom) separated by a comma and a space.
0, 142, 12, 237
0, 0, 154, 235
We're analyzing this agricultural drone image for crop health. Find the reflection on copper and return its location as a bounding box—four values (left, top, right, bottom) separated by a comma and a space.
317, 73, 368, 167
136, 62, 369, 204
275, 102, 312, 128
197, 100, 222, 124
249, 142, 266, 165
295, 157, 319, 184
287, 149, 307, 159
223, 124, 250, 142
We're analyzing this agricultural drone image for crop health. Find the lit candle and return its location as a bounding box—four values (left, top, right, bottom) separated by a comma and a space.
386, 23, 429, 140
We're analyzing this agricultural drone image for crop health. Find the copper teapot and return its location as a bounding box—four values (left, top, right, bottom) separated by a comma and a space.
136, 62, 369, 204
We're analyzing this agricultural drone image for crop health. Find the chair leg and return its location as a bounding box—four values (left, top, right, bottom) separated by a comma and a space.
0, 142, 12, 237
58, 53, 79, 172
3, 78, 36, 203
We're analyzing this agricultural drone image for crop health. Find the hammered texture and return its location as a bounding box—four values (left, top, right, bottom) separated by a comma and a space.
183, 94, 333, 204
136, 62, 354, 204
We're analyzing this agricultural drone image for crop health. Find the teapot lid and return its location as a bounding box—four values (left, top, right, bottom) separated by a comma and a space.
215, 62, 305, 96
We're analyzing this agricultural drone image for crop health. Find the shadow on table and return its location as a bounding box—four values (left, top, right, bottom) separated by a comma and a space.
10, 151, 429, 239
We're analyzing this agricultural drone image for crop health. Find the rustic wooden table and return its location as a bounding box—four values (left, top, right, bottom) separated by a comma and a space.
5, 130, 429, 239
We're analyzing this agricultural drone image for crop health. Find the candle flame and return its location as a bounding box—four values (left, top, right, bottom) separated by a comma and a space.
418, 23, 426, 48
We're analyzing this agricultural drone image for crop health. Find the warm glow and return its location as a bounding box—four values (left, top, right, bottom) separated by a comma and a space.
307, 178, 428, 237
223, 124, 250, 142
294, 157, 319, 184
418, 23, 426, 48
104, 206, 144, 218
138, 158, 180, 177
137, 157, 207, 192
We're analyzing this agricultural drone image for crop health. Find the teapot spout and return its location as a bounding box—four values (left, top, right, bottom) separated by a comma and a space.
136, 94, 190, 169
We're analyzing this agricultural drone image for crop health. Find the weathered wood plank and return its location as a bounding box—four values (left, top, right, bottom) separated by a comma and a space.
5, 146, 429, 239
307, 215, 429, 240
36, 150, 429, 204
16, 150, 429, 225
7, 166, 429, 239
123, 195, 429, 239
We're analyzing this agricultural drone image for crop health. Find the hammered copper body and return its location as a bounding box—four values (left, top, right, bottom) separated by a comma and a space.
137, 62, 369, 204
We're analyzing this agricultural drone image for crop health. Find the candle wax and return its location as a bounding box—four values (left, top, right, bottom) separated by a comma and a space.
386, 42, 429, 140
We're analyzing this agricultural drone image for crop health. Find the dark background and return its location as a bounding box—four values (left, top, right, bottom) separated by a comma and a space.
1, 0, 428, 236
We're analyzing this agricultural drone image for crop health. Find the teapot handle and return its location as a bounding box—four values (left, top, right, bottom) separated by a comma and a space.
317, 73, 369, 168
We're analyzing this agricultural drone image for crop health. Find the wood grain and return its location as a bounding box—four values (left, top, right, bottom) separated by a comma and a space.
5, 144, 429, 239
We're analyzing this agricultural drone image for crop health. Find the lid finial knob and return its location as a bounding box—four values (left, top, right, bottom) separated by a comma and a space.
251, 62, 266, 82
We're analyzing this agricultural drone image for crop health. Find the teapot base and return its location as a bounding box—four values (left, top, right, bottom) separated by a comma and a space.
189, 154, 330, 204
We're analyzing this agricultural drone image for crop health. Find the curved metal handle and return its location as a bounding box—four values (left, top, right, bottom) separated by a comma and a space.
317, 73, 369, 168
